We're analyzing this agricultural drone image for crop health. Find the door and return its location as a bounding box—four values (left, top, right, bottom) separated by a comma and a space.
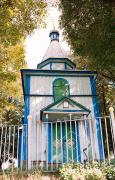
47, 121, 81, 164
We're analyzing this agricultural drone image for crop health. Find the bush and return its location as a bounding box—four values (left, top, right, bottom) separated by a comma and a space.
59, 162, 115, 180
85, 168, 105, 180
102, 165, 115, 180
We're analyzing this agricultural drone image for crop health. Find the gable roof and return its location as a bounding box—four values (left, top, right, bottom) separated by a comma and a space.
40, 97, 91, 119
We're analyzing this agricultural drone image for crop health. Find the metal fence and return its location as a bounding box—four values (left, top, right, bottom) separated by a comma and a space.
0, 116, 115, 172
0, 125, 28, 172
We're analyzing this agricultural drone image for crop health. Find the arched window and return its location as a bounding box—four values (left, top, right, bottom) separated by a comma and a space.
53, 78, 70, 101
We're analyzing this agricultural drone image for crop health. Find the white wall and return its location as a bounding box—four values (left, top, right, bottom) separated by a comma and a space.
28, 75, 99, 167
52, 63, 64, 70
30, 76, 91, 95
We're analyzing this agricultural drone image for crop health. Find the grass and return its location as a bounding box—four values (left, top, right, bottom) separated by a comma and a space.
0, 171, 60, 180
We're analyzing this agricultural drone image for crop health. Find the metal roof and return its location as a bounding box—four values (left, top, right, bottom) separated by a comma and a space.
42, 31, 67, 61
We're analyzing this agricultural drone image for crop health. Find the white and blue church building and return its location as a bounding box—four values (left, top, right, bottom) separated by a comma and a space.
20, 30, 104, 169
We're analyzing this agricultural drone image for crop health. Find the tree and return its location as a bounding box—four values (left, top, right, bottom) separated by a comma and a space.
0, 0, 47, 124
59, 0, 115, 81
59, 0, 115, 112
0, 42, 25, 123
0, 0, 47, 45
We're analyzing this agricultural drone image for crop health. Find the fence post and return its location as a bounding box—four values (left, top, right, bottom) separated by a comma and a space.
27, 115, 32, 170
109, 107, 115, 156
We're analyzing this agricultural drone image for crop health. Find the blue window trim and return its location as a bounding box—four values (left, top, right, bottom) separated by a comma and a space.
90, 76, 104, 160
53, 78, 70, 102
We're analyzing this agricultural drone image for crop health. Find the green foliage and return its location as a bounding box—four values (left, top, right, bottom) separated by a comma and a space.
102, 165, 115, 180
0, 42, 25, 122
59, 0, 115, 81
0, 0, 47, 124
0, 0, 47, 45
59, 162, 115, 180
59, 0, 115, 111
0, 98, 23, 125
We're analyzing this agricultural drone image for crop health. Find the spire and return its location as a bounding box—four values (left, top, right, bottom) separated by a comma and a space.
42, 29, 67, 61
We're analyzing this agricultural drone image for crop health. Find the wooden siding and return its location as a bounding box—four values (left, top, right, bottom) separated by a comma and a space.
27, 75, 99, 167
52, 63, 64, 70
30, 76, 92, 95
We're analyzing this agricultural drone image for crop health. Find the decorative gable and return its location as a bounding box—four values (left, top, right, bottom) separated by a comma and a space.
40, 97, 91, 120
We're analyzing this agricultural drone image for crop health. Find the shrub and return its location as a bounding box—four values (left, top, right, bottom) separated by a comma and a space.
59, 162, 115, 180
85, 168, 105, 180
102, 165, 115, 180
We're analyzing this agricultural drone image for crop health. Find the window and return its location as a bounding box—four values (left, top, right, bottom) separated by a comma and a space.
53, 78, 70, 101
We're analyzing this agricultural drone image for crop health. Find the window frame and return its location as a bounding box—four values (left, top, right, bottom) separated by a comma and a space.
53, 78, 70, 102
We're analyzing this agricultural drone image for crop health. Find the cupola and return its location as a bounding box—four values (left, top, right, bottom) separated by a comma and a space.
49, 30, 59, 42
37, 29, 76, 70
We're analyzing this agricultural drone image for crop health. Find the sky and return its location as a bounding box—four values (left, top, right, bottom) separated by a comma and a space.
25, 6, 70, 69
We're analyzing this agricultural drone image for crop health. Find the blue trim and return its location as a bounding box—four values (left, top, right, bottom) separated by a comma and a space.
24, 94, 97, 97
24, 75, 30, 124
62, 123, 66, 163
23, 75, 30, 161
90, 76, 104, 160
37, 58, 76, 69
23, 73, 96, 78
77, 122, 81, 162
45, 109, 89, 113
23, 74, 96, 77
21, 69, 97, 75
